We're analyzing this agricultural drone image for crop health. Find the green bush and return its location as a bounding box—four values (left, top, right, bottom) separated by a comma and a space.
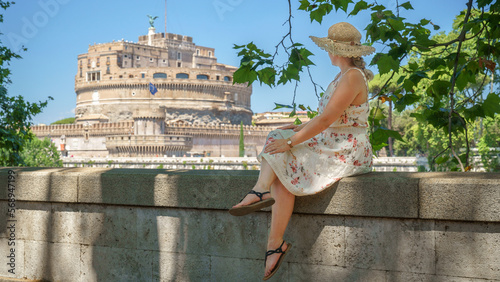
50, 117, 75, 125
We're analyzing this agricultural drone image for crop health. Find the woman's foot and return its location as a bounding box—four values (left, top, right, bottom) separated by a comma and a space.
231, 187, 272, 209
263, 239, 291, 280
229, 185, 275, 216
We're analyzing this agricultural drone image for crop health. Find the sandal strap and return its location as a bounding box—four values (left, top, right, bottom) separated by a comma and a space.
265, 240, 286, 261
248, 190, 270, 201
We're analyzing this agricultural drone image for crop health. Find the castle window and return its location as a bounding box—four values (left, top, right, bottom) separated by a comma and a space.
196, 49, 200, 56
124, 55, 127, 58
80, 68, 82, 78
176, 73, 189, 79
224, 76, 232, 82
106, 67, 110, 74
136, 56, 140, 60
216, 75, 220, 80
208, 51, 212, 57
177, 52, 181, 60
129, 74, 134, 78
153, 73, 167, 79
163, 59, 166, 63
87, 71, 101, 81
197, 74, 209, 80
141, 73, 145, 78
177, 62, 182, 67
109, 47, 111, 51
150, 58, 153, 62
125, 46, 128, 50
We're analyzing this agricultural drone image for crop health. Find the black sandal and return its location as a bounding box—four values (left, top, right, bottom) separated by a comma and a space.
228, 190, 275, 216
263, 240, 292, 281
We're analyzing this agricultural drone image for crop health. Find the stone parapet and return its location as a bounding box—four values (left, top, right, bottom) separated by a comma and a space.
0, 169, 499, 281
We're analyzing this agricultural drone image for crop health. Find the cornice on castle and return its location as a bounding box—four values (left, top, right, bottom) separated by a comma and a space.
32, 122, 275, 139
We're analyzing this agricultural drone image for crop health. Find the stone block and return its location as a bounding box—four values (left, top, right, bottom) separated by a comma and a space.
78, 168, 259, 210
80, 245, 154, 282
15, 202, 51, 242
79, 204, 137, 249
0, 200, 9, 239
23, 240, 80, 281
287, 214, 345, 266
295, 172, 419, 218
420, 175, 500, 222
209, 256, 266, 282
435, 221, 500, 280
138, 208, 269, 259
385, 271, 496, 282
288, 263, 386, 282
152, 252, 210, 282
0, 238, 24, 279
152, 170, 258, 210
344, 217, 435, 274
0, 168, 78, 203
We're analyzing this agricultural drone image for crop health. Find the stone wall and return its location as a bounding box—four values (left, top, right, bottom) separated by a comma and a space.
0, 169, 499, 281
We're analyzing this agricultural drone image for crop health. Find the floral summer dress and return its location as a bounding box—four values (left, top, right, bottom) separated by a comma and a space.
257, 68, 373, 196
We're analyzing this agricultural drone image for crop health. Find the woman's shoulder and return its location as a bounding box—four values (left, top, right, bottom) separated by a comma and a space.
342, 68, 367, 86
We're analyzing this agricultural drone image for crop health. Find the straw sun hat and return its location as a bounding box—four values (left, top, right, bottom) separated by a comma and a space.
310, 22, 375, 57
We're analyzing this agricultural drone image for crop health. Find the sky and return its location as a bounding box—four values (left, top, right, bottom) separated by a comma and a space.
1, 0, 467, 125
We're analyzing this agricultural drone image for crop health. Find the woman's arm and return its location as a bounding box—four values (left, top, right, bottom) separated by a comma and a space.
288, 71, 365, 145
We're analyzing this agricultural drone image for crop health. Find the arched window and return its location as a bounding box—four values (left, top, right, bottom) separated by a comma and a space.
153, 73, 167, 79
197, 74, 209, 80
224, 76, 232, 82
176, 73, 189, 79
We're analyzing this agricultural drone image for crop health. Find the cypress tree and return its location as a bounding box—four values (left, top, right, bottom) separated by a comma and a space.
239, 121, 244, 157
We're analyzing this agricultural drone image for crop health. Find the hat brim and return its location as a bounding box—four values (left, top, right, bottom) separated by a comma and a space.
310, 36, 375, 57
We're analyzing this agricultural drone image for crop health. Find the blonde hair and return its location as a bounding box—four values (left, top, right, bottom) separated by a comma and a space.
351, 57, 374, 81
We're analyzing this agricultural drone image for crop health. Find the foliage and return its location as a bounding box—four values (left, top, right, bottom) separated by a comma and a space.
0, 1, 53, 166
477, 114, 500, 171
19, 136, 63, 167
51, 117, 75, 125
239, 121, 245, 157
233, 0, 500, 171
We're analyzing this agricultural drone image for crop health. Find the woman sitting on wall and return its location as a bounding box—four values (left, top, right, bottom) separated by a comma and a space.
229, 22, 375, 280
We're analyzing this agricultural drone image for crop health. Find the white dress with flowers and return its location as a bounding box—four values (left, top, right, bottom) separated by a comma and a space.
257, 68, 373, 196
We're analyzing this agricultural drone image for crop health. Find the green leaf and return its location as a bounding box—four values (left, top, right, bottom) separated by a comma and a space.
429, 80, 451, 98
233, 65, 257, 85
273, 103, 294, 110
376, 54, 399, 75
387, 18, 405, 31
349, 0, 368, 16
395, 93, 419, 112
399, 1, 413, 10
425, 58, 446, 70
483, 93, 500, 117
257, 67, 276, 87
298, 0, 310, 11
435, 155, 450, 164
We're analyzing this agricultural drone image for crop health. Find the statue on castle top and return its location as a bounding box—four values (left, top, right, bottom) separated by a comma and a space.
147, 15, 158, 28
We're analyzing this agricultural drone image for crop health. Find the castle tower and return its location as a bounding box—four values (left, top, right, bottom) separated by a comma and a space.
74, 28, 252, 126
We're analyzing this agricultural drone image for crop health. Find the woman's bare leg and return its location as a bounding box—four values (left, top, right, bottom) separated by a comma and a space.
232, 157, 277, 208
265, 178, 295, 277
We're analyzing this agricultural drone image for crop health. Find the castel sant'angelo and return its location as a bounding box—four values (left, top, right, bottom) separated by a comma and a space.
31, 21, 295, 158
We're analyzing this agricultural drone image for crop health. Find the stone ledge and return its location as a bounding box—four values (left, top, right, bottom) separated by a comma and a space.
0, 168, 499, 222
